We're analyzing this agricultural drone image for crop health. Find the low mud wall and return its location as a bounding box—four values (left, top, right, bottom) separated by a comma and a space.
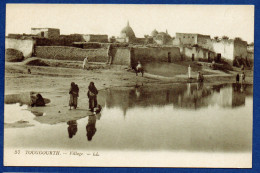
133, 47, 181, 64
35, 46, 108, 62
112, 47, 182, 67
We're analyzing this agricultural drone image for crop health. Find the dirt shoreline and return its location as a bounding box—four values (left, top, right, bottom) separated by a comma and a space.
4, 61, 253, 127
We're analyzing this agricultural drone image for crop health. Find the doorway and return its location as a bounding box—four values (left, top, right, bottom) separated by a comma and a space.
168, 52, 171, 63
216, 53, 221, 62
41, 31, 44, 37
192, 54, 195, 61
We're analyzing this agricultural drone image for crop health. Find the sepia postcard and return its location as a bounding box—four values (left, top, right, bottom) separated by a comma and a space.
4, 4, 254, 168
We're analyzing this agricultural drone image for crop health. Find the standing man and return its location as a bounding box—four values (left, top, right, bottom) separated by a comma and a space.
83, 57, 89, 70
188, 65, 191, 79
107, 44, 113, 65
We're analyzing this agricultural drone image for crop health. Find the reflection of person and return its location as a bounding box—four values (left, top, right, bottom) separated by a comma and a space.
87, 82, 98, 112
83, 57, 89, 69
135, 88, 141, 98
69, 82, 79, 110
86, 115, 97, 141
31, 93, 45, 107
67, 120, 78, 138
197, 82, 204, 90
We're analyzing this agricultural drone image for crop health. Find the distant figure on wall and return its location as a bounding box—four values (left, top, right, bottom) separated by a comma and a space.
134, 61, 144, 77
87, 82, 98, 112
83, 57, 89, 69
107, 44, 113, 65
69, 82, 79, 110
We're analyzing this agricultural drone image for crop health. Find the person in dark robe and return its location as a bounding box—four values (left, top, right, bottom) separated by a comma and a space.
197, 72, 204, 83
31, 93, 45, 107
86, 115, 97, 141
69, 82, 79, 110
236, 73, 240, 83
87, 82, 98, 112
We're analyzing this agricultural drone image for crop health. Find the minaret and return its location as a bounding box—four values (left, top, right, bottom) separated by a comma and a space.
127, 20, 130, 26
166, 29, 168, 34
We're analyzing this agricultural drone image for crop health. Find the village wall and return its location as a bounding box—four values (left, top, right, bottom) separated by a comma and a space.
35, 46, 108, 62
133, 47, 181, 63
5, 38, 35, 58
112, 48, 131, 65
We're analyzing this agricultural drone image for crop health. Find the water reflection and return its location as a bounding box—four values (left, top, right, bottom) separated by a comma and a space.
67, 120, 78, 138
4, 83, 252, 152
86, 115, 97, 141
106, 83, 252, 114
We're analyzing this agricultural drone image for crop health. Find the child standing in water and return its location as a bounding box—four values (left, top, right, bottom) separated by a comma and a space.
69, 82, 79, 110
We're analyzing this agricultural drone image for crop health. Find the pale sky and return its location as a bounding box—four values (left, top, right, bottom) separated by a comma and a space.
6, 4, 254, 43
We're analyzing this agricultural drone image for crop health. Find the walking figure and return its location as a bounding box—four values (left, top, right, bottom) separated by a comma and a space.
83, 57, 89, 69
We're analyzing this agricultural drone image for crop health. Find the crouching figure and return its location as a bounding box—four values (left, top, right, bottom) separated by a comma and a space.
31, 93, 45, 107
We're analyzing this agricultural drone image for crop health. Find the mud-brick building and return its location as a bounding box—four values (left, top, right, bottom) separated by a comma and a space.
175, 33, 211, 48
31, 28, 60, 39
174, 32, 248, 65
83, 34, 108, 43
210, 38, 248, 64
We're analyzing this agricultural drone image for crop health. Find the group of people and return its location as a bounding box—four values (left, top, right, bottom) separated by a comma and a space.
69, 81, 99, 112
236, 72, 246, 84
